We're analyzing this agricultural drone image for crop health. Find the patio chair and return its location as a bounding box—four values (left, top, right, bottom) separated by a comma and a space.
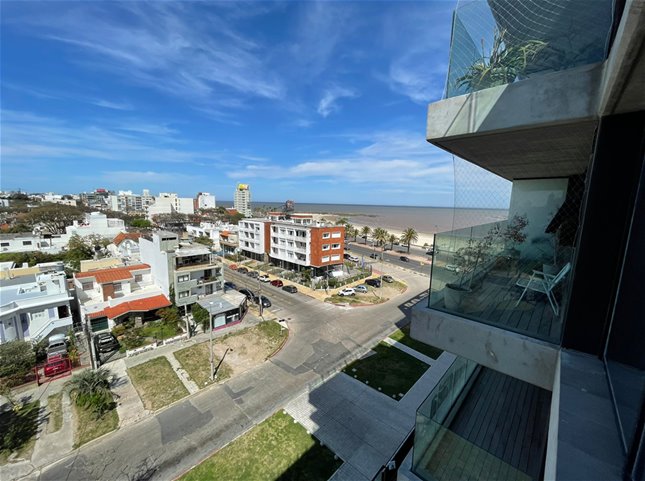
515, 263, 571, 315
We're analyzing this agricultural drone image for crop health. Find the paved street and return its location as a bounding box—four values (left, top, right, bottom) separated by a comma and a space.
30, 266, 430, 481
348, 243, 433, 276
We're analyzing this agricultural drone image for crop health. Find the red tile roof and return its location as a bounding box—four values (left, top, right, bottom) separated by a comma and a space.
76, 264, 150, 284
113, 232, 142, 246
87, 294, 171, 320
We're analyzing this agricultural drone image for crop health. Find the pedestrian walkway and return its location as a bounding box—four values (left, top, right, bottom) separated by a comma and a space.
110, 358, 149, 428
285, 346, 457, 481
31, 390, 74, 467
381, 337, 435, 365
164, 352, 199, 394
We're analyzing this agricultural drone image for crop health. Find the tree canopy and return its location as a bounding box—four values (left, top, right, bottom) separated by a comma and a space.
26, 204, 84, 234
400, 227, 419, 253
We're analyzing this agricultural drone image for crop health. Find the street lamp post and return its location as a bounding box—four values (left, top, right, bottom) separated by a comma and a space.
208, 301, 214, 381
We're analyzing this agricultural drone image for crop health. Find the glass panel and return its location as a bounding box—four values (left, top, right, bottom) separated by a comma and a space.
445, 0, 614, 98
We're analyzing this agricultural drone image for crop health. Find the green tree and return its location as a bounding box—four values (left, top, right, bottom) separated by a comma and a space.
335, 217, 349, 226
191, 304, 210, 333
65, 234, 94, 272
26, 204, 84, 234
193, 235, 213, 247
157, 306, 182, 329
360, 226, 371, 245
372, 228, 388, 248
129, 218, 152, 228
400, 227, 419, 253
0, 341, 36, 386
0, 251, 65, 266
67, 368, 116, 418
388, 234, 398, 250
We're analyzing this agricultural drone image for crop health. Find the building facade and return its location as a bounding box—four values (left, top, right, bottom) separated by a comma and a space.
0, 270, 73, 344
108, 189, 154, 213
233, 183, 252, 217
196, 192, 216, 210
65, 212, 126, 239
238, 219, 271, 261
146, 192, 195, 218
404, 1, 645, 481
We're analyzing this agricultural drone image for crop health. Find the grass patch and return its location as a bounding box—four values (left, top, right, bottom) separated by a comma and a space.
389, 325, 443, 360
389, 280, 408, 293
47, 392, 63, 434
174, 343, 232, 387
325, 294, 387, 305
73, 403, 118, 448
180, 411, 341, 481
128, 357, 189, 411
0, 400, 40, 465
344, 342, 429, 398
139, 321, 181, 340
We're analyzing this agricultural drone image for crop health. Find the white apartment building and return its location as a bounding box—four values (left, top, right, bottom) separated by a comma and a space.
186, 222, 238, 252
65, 212, 126, 239
234, 183, 252, 217
109, 189, 154, 213
0, 270, 74, 344
196, 192, 216, 210
238, 219, 271, 261
0, 233, 68, 254
147, 192, 195, 218
42, 193, 77, 206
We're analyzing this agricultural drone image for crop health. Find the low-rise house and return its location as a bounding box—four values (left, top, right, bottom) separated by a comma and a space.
0, 269, 74, 344
74, 263, 171, 333
109, 232, 143, 260
65, 212, 125, 239
0, 232, 68, 254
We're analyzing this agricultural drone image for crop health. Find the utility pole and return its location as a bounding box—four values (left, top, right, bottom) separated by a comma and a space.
209, 301, 214, 381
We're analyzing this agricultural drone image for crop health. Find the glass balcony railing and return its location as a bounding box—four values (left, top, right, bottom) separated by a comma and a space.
428, 219, 573, 343
445, 0, 614, 98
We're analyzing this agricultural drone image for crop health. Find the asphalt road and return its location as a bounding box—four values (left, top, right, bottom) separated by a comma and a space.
348, 243, 433, 276
35, 267, 430, 481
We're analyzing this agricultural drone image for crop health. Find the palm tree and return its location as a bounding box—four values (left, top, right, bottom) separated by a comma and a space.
335, 217, 349, 226
360, 226, 371, 245
400, 227, 419, 253
67, 368, 116, 418
373, 228, 388, 249
344, 223, 356, 243
388, 233, 397, 250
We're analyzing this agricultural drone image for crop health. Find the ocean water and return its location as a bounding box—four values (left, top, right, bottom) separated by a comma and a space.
218, 201, 508, 235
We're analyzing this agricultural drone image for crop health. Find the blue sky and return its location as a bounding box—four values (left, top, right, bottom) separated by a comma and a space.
1, 1, 464, 206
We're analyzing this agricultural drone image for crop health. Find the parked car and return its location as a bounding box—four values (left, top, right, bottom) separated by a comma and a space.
399, 256, 410, 262
354, 284, 368, 293
338, 287, 356, 297
258, 275, 271, 283
365, 278, 381, 288
224, 281, 237, 290
238, 288, 255, 299
425, 250, 434, 256
270, 279, 284, 287
382, 275, 394, 283
254, 295, 271, 307
247, 270, 259, 278
369, 253, 378, 259
97, 333, 119, 353
344, 245, 350, 250
445, 264, 460, 273
47, 334, 67, 358
237, 266, 249, 274
344, 254, 359, 262
229, 264, 238, 270
44, 357, 70, 377
282, 285, 298, 293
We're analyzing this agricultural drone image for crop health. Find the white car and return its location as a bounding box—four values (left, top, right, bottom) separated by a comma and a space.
337, 288, 356, 297
258, 275, 271, 283
354, 285, 368, 293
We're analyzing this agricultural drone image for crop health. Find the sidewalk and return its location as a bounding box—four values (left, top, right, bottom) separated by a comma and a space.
285, 341, 456, 481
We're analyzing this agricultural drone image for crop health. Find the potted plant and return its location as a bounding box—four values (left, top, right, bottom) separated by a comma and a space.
455, 29, 547, 92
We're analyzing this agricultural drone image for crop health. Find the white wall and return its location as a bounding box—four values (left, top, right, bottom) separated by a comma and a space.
139, 237, 170, 297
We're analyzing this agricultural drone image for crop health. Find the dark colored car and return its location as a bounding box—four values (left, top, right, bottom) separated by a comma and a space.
425, 250, 434, 256
365, 278, 382, 288
282, 285, 298, 293
238, 288, 255, 299
369, 253, 378, 259
400, 256, 410, 262
344, 246, 350, 250
224, 281, 237, 290
254, 295, 271, 307
237, 266, 249, 274
270, 279, 284, 287
247, 270, 259, 278
97, 333, 119, 353
382, 275, 394, 283
44, 357, 70, 377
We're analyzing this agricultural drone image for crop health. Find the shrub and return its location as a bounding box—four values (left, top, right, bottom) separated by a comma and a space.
0, 341, 36, 386
67, 368, 116, 418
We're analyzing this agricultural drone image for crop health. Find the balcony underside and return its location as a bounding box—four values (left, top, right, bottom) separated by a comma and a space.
419, 368, 551, 481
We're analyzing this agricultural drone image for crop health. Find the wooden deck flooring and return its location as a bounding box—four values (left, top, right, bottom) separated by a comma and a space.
431, 270, 563, 342
418, 368, 551, 481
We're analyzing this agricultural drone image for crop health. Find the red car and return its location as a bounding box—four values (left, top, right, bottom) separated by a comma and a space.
229, 264, 238, 270
270, 279, 284, 287
44, 357, 70, 377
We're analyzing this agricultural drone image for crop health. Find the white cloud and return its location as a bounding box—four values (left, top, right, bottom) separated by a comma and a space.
90, 99, 133, 111
317, 86, 358, 117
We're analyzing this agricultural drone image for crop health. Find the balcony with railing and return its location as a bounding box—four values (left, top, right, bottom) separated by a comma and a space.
175, 253, 215, 271
412, 357, 551, 481
428, 218, 573, 344
445, 0, 613, 99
